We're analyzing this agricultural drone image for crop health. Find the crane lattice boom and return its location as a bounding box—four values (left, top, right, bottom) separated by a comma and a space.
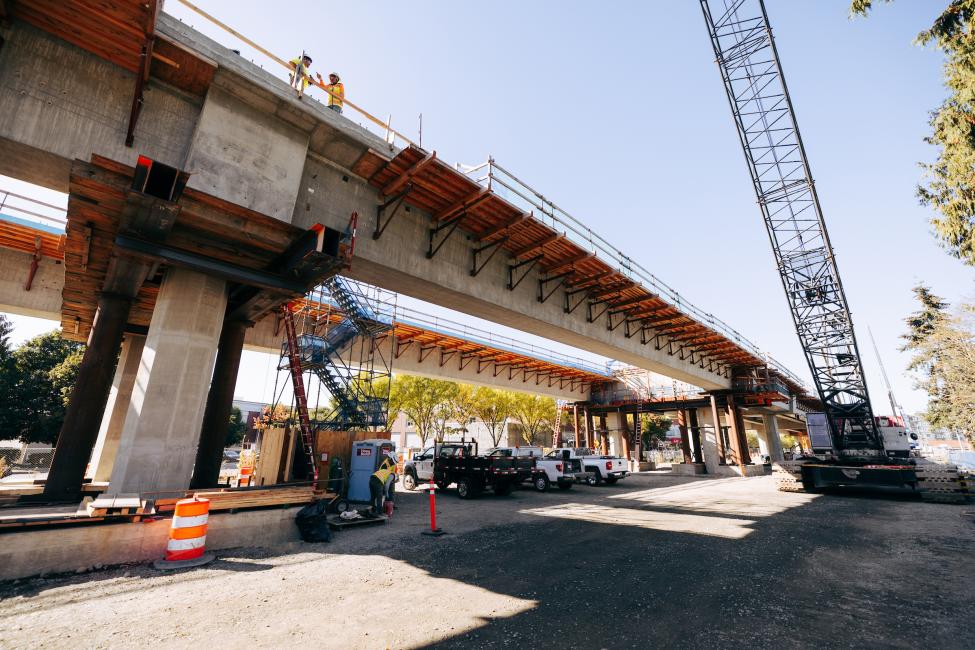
699, 0, 882, 454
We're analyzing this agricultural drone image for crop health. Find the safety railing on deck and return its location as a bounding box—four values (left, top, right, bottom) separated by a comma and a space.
174, 0, 417, 149
0, 189, 67, 230
462, 158, 806, 389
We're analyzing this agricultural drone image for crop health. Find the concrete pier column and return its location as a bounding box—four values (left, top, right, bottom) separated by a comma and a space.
598, 415, 609, 454
696, 406, 722, 473
762, 414, 785, 462
108, 268, 227, 496
44, 293, 133, 498
88, 334, 146, 482
676, 410, 693, 464
725, 395, 752, 466
190, 318, 249, 490
688, 409, 704, 464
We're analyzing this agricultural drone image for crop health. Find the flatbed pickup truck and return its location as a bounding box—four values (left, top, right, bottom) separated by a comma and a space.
550, 447, 629, 486
402, 441, 519, 498
488, 446, 587, 491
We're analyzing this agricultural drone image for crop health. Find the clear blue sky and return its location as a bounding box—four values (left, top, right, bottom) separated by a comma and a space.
6, 1, 971, 414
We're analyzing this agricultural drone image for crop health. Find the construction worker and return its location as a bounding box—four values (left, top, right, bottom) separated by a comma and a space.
288, 53, 322, 98
369, 451, 396, 514
323, 72, 344, 113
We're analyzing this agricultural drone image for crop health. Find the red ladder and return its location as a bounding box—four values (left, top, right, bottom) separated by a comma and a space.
552, 400, 567, 447
281, 303, 319, 483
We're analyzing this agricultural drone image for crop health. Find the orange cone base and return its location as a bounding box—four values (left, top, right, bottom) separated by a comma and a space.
421, 529, 446, 536
153, 552, 216, 571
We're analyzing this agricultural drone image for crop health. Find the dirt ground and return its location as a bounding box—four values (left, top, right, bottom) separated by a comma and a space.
1, 473, 972, 649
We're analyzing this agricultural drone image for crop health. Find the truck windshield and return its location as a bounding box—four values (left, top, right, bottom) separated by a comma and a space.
488, 449, 512, 457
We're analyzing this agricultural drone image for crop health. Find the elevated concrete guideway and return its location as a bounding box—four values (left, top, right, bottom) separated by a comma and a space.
0, 3, 802, 392
0, 1, 814, 499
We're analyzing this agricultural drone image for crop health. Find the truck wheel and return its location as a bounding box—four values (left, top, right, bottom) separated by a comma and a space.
457, 478, 475, 499
557, 479, 573, 491
436, 478, 450, 491
403, 471, 418, 491
533, 475, 550, 492
586, 471, 601, 486
605, 477, 618, 485
494, 482, 514, 496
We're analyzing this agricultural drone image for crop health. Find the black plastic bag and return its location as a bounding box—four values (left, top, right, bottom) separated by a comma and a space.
295, 499, 332, 543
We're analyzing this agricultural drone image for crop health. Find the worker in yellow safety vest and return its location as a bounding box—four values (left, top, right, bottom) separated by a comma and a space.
323, 72, 344, 113
369, 452, 396, 513
288, 53, 323, 98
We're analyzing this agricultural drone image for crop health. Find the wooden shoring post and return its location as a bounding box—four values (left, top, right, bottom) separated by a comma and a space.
688, 408, 704, 464
573, 404, 581, 446
725, 393, 751, 469
599, 415, 609, 454
427, 209, 464, 259
710, 394, 726, 464
508, 254, 543, 291
374, 184, 413, 240
619, 408, 631, 463
585, 407, 595, 449
470, 236, 508, 277
677, 409, 693, 464
537, 270, 574, 303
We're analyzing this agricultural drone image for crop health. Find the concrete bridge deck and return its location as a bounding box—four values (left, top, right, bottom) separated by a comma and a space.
0, 0, 811, 497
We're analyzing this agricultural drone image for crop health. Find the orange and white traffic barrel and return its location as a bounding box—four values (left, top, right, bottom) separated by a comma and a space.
153, 497, 216, 569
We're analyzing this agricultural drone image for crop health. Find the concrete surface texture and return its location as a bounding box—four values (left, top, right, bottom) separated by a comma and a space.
88, 334, 146, 483
107, 269, 227, 496
0, 474, 971, 649
0, 22, 201, 192
0, 247, 62, 321
0, 11, 744, 391
184, 80, 309, 222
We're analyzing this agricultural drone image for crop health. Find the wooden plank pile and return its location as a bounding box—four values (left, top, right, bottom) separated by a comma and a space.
153, 485, 327, 513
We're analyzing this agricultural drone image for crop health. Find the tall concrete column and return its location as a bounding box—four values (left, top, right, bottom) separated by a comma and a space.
88, 334, 146, 482
696, 407, 722, 473
44, 293, 133, 498
688, 409, 704, 464
108, 268, 228, 496
598, 415, 609, 454
190, 318, 249, 490
762, 414, 785, 462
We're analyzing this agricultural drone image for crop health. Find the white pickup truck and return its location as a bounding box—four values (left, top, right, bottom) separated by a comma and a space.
488, 446, 587, 491
550, 447, 629, 486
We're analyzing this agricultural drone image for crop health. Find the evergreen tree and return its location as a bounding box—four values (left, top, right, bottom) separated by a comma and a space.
852, 1, 975, 265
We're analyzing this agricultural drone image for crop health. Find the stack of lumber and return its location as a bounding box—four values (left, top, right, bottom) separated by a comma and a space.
154, 485, 327, 513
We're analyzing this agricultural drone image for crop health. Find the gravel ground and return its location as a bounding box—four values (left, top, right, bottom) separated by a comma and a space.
1, 473, 972, 649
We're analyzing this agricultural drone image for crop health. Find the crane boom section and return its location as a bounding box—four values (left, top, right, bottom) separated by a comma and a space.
699, 0, 882, 454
